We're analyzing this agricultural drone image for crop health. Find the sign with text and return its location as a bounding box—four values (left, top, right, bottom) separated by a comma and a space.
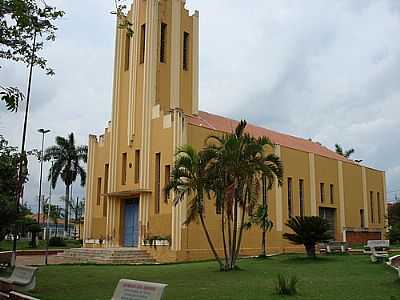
367, 240, 389, 248
111, 279, 168, 300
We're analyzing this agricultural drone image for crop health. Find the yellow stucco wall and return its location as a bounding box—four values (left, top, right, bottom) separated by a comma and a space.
84, 0, 386, 261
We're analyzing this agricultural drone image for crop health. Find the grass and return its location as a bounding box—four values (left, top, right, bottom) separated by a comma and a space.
0, 239, 81, 251
28, 254, 399, 300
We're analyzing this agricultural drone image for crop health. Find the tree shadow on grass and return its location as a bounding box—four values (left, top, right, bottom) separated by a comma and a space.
280, 255, 340, 265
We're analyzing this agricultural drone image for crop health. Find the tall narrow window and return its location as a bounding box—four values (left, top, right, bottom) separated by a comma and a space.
140, 24, 146, 64
135, 150, 140, 183
183, 32, 189, 70
96, 177, 102, 206
330, 184, 334, 204
164, 165, 170, 202
288, 177, 293, 218
299, 179, 304, 217
377, 192, 381, 224
122, 153, 127, 185
103, 164, 109, 217
360, 209, 365, 228
155, 153, 161, 214
370, 191, 374, 223
124, 34, 131, 71
320, 183, 325, 203
160, 23, 167, 63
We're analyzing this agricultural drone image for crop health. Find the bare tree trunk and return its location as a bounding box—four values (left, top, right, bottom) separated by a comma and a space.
221, 198, 228, 270
262, 230, 266, 257
230, 193, 238, 269
64, 184, 70, 237
233, 192, 248, 266
199, 213, 224, 270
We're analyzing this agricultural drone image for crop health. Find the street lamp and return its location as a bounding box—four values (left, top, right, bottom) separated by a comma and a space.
38, 129, 51, 226
45, 160, 53, 265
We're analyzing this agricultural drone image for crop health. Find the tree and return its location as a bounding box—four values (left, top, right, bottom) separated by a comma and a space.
335, 144, 355, 159
0, 135, 29, 242
165, 145, 225, 270
0, 0, 64, 111
28, 223, 41, 248
204, 121, 283, 270
44, 133, 87, 236
43, 204, 63, 238
388, 202, 400, 243
68, 197, 85, 239
247, 202, 274, 257
283, 216, 332, 258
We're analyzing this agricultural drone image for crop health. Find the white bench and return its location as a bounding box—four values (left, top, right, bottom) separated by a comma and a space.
0, 266, 38, 292
366, 240, 389, 263
111, 279, 167, 300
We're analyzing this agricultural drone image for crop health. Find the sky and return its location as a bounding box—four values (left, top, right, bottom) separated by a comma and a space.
0, 0, 399, 212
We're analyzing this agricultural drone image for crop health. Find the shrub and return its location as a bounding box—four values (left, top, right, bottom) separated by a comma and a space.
275, 274, 298, 296
283, 216, 331, 258
49, 237, 66, 247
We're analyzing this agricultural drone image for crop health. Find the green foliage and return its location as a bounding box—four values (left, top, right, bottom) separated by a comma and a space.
166, 121, 284, 271
388, 223, 400, 243
44, 133, 87, 233
334, 144, 355, 158
28, 223, 41, 248
0, 0, 64, 111
275, 274, 298, 296
0, 135, 30, 242
49, 237, 66, 247
0, 86, 24, 112
283, 216, 332, 258
112, 0, 133, 36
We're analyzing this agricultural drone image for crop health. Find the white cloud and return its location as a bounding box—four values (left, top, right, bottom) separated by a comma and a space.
1, 0, 399, 210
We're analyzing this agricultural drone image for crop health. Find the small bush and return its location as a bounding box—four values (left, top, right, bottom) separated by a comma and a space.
275, 274, 298, 296
49, 237, 66, 247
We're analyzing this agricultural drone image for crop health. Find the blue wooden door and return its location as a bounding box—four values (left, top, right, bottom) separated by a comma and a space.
124, 199, 139, 247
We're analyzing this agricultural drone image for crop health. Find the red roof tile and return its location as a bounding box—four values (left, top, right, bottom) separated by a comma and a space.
187, 111, 352, 163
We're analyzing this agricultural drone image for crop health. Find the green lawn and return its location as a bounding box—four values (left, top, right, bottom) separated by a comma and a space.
0, 239, 81, 251
28, 255, 399, 300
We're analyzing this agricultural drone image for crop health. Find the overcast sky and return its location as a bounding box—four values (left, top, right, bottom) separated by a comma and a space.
1, 0, 399, 212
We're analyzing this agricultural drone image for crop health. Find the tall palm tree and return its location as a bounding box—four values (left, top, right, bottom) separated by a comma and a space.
165, 145, 224, 270
44, 133, 87, 236
205, 121, 283, 270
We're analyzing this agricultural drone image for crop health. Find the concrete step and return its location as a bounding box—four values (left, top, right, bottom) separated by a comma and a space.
61, 248, 156, 265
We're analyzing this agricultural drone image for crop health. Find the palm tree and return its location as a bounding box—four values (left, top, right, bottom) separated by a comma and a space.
44, 133, 87, 236
283, 216, 332, 258
43, 204, 63, 237
165, 145, 224, 270
249, 201, 274, 257
205, 121, 283, 270
68, 197, 85, 239
334, 144, 354, 158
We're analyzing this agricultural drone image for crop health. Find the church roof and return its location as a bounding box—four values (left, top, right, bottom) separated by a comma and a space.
187, 110, 352, 163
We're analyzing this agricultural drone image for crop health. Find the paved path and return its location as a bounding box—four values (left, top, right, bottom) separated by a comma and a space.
16, 255, 65, 266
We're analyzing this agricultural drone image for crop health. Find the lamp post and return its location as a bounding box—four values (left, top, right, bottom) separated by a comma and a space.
45, 161, 53, 265
38, 129, 51, 226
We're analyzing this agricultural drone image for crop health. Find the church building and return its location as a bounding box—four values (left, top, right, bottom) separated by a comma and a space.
83, 0, 386, 262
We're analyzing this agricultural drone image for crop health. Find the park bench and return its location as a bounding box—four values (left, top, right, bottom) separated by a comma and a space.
365, 240, 389, 263
0, 253, 11, 271
111, 279, 167, 300
319, 241, 349, 254
326, 241, 350, 254
0, 291, 40, 300
0, 266, 38, 292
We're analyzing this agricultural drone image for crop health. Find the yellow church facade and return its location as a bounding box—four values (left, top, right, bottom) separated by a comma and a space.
83, 0, 386, 262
